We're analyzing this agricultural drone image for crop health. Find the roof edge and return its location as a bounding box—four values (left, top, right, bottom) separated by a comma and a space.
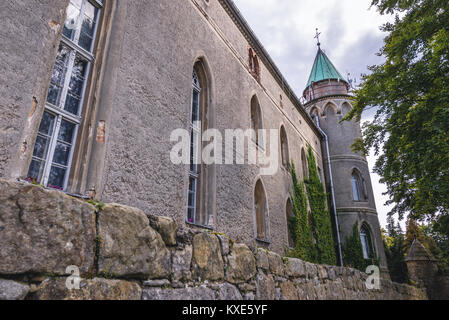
217, 0, 323, 139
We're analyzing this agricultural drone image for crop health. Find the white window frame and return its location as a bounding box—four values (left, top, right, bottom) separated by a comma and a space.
186, 70, 202, 225
28, 0, 102, 190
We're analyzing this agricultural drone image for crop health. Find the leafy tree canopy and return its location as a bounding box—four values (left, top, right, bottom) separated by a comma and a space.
345, 0, 449, 228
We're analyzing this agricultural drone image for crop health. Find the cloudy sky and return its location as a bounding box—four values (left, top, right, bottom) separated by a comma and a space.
232, 0, 398, 229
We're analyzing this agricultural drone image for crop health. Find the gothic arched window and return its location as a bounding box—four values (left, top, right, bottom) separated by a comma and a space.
280, 126, 289, 169
250, 96, 262, 146
351, 169, 367, 201
187, 61, 213, 227
254, 179, 268, 241
360, 224, 374, 259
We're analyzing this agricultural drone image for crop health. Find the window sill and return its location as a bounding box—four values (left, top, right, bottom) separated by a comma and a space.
186, 221, 214, 231
19, 179, 90, 200
256, 238, 271, 245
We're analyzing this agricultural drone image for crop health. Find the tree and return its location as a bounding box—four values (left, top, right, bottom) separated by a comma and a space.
383, 216, 409, 283
345, 0, 449, 231
305, 146, 337, 265
342, 222, 366, 271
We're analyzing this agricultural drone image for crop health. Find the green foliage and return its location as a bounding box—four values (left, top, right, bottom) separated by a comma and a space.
286, 162, 317, 262
342, 223, 367, 271
305, 146, 337, 265
344, 0, 449, 230
383, 216, 409, 283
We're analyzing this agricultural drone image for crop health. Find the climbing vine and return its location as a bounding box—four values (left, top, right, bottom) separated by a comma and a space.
305, 146, 337, 266
286, 162, 317, 262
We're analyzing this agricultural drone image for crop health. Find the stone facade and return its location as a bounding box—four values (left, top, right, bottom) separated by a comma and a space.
0, 0, 387, 272
0, 180, 426, 300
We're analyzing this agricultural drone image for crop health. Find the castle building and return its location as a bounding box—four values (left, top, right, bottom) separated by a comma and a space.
0, 0, 387, 273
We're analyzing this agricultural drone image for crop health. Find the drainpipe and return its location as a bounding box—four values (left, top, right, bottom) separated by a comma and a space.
314, 116, 344, 267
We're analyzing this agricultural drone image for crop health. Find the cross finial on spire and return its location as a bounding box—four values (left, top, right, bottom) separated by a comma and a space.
314, 28, 321, 48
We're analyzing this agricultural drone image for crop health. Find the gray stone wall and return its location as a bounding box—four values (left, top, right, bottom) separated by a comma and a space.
0, 0, 326, 256
0, 180, 426, 300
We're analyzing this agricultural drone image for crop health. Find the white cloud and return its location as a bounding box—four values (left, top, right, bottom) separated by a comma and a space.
232, 0, 398, 228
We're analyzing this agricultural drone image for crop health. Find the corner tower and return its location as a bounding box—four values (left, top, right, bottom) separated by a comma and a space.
303, 43, 389, 276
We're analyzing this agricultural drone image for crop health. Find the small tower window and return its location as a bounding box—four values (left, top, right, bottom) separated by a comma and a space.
351, 169, 367, 201
360, 224, 374, 259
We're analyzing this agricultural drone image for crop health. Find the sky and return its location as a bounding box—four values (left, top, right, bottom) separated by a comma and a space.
232, 0, 399, 229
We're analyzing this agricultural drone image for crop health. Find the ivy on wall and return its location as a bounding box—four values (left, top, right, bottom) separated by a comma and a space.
305, 146, 337, 266
286, 146, 337, 266
286, 163, 317, 262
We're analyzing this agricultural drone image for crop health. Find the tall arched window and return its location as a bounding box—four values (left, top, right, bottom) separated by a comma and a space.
351, 169, 366, 201
301, 148, 308, 180
280, 126, 289, 169
250, 96, 262, 146
254, 179, 268, 241
360, 224, 374, 259
286, 198, 295, 248
187, 61, 213, 226
26, 0, 103, 190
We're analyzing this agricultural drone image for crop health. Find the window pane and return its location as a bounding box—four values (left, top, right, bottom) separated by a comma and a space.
352, 175, 360, 201
47, 166, 67, 190
191, 91, 199, 122
53, 142, 72, 166
47, 45, 71, 106
64, 94, 81, 115
27, 159, 45, 183
38, 112, 56, 136
62, 3, 81, 40
64, 56, 87, 115
78, 4, 98, 51
32, 135, 52, 159
58, 120, 76, 143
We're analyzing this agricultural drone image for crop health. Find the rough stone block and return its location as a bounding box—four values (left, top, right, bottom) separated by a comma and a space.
217, 283, 242, 300
255, 272, 276, 300
192, 232, 224, 281
285, 258, 305, 278
172, 245, 193, 282
268, 252, 284, 276
142, 286, 215, 300
226, 244, 256, 284
0, 279, 30, 300
34, 278, 142, 300
154, 216, 178, 246
280, 281, 298, 300
0, 180, 96, 275
255, 248, 269, 270
98, 204, 170, 279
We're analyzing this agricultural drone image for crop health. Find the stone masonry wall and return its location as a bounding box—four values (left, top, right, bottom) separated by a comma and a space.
0, 180, 426, 300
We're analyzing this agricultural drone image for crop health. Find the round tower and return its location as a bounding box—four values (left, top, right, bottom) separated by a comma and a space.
303, 44, 389, 276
